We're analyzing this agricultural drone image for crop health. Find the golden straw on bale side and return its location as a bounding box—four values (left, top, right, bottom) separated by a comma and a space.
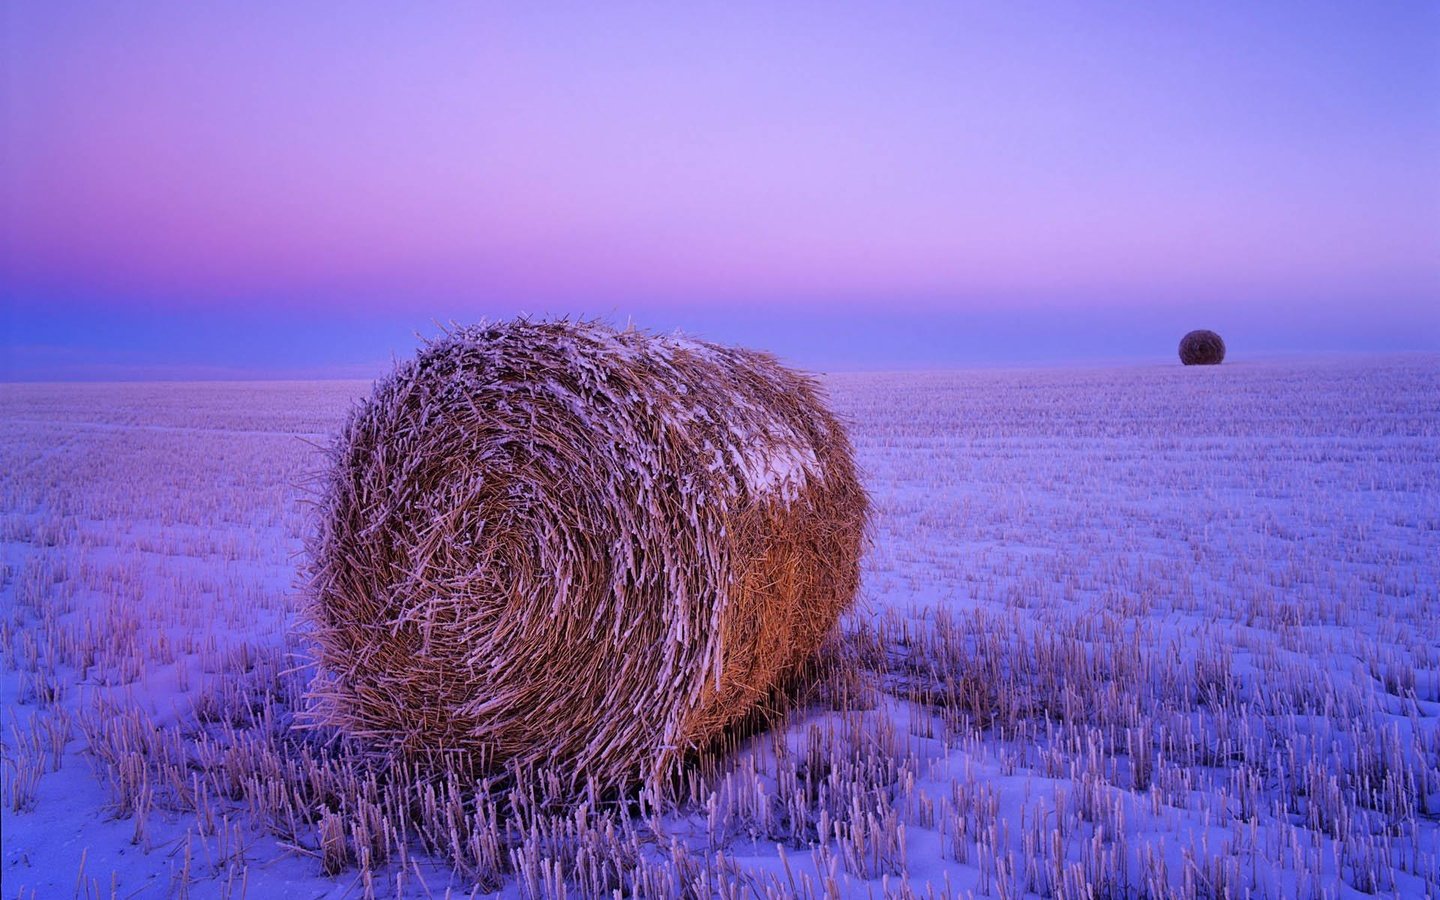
306, 320, 867, 792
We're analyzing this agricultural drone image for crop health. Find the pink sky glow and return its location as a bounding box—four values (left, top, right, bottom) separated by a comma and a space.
2, 3, 1438, 376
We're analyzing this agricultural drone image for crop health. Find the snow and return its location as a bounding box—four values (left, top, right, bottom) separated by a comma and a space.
2, 355, 1438, 897
728, 440, 818, 502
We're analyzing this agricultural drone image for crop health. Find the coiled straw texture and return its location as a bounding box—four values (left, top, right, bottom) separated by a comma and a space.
307, 320, 867, 792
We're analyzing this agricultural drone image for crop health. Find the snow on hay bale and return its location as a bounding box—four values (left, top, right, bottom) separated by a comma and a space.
1179, 329, 1226, 366
306, 320, 867, 791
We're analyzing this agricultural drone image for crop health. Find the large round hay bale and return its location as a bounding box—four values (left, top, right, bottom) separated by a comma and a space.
306, 320, 867, 791
1179, 329, 1226, 365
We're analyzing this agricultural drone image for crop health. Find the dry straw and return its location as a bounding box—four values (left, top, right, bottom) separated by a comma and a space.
1178, 329, 1226, 365
306, 319, 867, 793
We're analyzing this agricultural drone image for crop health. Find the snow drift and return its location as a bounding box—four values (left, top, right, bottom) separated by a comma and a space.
305, 320, 867, 792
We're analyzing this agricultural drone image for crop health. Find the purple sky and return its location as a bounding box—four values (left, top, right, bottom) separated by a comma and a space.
3, 2, 1438, 378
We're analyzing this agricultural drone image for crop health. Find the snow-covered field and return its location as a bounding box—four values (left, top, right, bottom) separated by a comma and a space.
3, 356, 1437, 898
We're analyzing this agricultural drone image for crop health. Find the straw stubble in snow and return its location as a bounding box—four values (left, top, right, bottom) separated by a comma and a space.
1, 355, 1437, 898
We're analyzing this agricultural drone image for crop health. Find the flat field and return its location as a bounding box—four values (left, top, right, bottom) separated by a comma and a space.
2, 356, 1437, 898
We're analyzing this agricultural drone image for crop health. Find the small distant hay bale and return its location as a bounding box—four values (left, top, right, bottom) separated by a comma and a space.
1179, 329, 1226, 365
306, 320, 867, 792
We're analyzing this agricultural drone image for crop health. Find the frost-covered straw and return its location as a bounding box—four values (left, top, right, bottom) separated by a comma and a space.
304, 319, 868, 794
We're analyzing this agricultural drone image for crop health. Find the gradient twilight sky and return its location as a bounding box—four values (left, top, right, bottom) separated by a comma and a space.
3, 2, 1438, 378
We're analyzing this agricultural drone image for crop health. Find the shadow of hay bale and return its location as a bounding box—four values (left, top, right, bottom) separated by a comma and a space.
1179, 329, 1226, 365
304, 319, 868, 795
